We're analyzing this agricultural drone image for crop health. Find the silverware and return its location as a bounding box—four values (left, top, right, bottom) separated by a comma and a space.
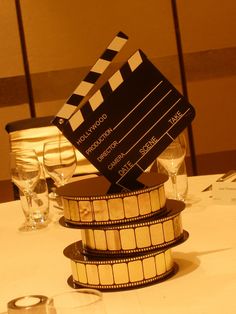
202, 170, 236, 192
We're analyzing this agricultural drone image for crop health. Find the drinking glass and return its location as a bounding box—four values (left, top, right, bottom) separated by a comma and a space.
19, 164, 49, 228
10, 149, 41, 231
43, 139, 77, 203
46, 289, 106, 314
158, 159, 188, 201
157, 133, 187, 200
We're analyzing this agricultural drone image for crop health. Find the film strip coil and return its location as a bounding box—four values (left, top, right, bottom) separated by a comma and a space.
58, 173, 168, 226
64, 242, 177, 291
60, 173, 189, 291
53, 31, 128, 130
80, 200, 185, 256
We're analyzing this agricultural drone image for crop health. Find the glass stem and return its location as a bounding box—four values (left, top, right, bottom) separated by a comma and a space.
24, 190, 36, 226
170, 173, 178, 199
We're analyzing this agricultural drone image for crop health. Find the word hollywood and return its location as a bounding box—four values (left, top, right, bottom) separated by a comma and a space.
76, 114, 108, 145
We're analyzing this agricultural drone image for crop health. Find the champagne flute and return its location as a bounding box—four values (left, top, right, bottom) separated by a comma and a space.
43, 139, 77, 204
157, 134, 187, 200
10, 149, 41, 231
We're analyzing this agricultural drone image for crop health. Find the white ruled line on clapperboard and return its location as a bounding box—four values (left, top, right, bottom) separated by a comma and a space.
52, 31, 128, 131
55, 37, 195, 190
116, 105, 192, 186
119, 96, 180, 151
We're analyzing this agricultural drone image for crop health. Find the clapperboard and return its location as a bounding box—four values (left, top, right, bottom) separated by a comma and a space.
53, 32, 195, 191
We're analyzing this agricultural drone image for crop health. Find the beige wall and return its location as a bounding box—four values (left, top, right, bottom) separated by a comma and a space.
0, 0, 24, 77
20, 0, 177, 71
177, 0, 236, 52
177, 0, 236, 172
0, 0, 236, 180
0, 0, 29, 180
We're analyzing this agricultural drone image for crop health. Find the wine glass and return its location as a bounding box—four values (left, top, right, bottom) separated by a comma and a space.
43, 139, 77, 204
157, 133, 187, 200
10, 149, 41, 231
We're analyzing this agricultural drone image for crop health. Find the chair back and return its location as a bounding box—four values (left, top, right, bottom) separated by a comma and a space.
5, 116, 98, 176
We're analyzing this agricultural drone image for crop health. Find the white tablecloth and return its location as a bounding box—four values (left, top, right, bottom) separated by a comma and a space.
0, 174, 236, 314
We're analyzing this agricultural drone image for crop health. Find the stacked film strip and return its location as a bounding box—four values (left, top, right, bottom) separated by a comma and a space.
58, 173, 189, 291
53, 33, 195, 190
65, 244, 175, 291
53, 31, 128, 131
60, 173, 167, 227
80, 201, 185, 255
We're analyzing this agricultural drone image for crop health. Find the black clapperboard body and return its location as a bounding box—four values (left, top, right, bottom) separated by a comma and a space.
53, 32, 195, 191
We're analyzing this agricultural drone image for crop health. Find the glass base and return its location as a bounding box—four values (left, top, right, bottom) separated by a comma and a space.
49, 189, 57, 200
18, 219, 48, 232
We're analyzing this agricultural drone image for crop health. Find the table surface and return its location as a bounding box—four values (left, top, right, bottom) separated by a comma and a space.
0, 174, 236, 314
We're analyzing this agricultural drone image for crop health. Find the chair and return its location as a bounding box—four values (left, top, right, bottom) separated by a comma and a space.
5, 116, 98, 199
